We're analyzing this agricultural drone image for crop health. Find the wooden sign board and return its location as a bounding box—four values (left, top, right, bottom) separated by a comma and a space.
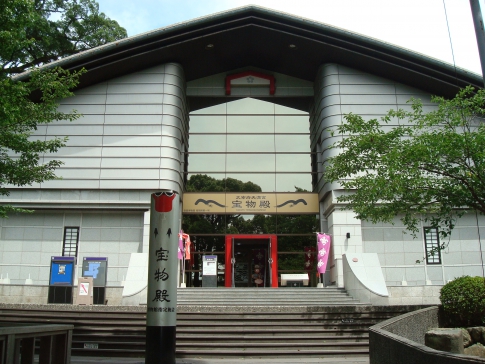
183, 192, 319, 215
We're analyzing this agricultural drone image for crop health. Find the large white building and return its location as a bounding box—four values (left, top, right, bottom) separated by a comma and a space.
3, 6, 484, 305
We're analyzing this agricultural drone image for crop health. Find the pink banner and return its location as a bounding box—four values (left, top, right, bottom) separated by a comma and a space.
178, 231, 184, 260
178, 232, 192, 260
184, 236, 191, 260
304, 246, 316, 271
317, 233, 331, 274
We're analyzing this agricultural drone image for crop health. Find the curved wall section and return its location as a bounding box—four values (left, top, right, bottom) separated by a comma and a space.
31, 63, 189, 193
310, 63, 433, 202
310, 63, 436, 287
369, 307, 484, 364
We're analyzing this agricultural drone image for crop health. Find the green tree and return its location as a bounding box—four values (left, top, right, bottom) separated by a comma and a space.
182, 174, 263, 240
185, 174, 262, 194
324, 86, 485, 239
0, 0, 126, 217
2, 0, 127, 76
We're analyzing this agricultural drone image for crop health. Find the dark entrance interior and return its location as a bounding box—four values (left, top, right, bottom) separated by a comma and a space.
233, 239, 270, 287
225, 234, 278, 288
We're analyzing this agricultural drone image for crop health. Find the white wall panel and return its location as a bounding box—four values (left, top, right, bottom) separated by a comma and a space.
99, 179, 160, 189
55, 169, 101, 179
340, 104, 398, 115
340, 94, 397, 105
106, 94, 165, 104
163, 94, 185, 107
338, 73, 392, 85
104, 115, 161, 124
40, 180, 101, 189
100, 147, 160, 158
340, 84, 396, 95
59, 94, 107, 105
163, 73, 183, 86
60, 114, 105, 124
102, 135, 162, 147
0, 211, 144, 285
43, 147, 102, 157
100, 169, 160, 179
56, 104, 106, 114
64, 136, 104, 146
44, 157, 101, 168
103, 125, 161, 135
161, 125, 182, 139
104, 104, 164, 114
160, 140, 182, 153
46, 125, 104, 136
396, 94, 433, 104
160, 146, 182, 159
75, 83, 108, 95
100, 158, 161, 168
109, 73, 166, 84
107, 83, 163, 94
162, 106, 185, 120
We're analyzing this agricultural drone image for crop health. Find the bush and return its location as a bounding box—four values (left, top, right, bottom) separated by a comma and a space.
440, 276, 485, 326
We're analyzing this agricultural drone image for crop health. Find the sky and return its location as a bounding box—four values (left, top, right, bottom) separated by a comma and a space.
95, 0, 485, 76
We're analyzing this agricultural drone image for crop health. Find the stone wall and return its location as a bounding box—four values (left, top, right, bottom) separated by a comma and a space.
0, 284, 123, 306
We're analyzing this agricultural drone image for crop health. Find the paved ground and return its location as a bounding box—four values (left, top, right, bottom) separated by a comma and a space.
70, 356, 370, 364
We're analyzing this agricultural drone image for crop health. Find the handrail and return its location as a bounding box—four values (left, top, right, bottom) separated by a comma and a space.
0, 324, 73, 364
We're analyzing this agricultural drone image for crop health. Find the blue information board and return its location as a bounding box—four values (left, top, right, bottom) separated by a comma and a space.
82, 257, 108, 287
49, 256, 75, 286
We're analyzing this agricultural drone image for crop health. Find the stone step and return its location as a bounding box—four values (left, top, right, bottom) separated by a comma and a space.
175, 287, 360, 306
177, 288, 347, 293
0, 303, 419, 359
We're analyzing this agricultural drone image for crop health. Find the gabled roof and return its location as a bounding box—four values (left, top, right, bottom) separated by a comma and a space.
18, 5, 482, 97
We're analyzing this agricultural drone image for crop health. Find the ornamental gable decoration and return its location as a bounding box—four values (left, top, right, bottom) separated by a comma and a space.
225, 71, 276, 95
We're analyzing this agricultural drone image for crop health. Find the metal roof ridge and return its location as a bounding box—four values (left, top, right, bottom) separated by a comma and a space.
12, 5, 481, 83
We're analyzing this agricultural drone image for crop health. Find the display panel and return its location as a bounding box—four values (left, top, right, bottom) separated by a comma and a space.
49, 256, 76, 286
82, 257, 108, 286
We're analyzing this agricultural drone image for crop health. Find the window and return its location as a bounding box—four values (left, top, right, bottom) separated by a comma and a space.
63, 227, 79, 258
187, 98, 312, 192
424, 227, 441, 264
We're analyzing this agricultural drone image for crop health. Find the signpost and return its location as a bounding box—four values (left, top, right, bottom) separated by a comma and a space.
146, 191, 179, 364
48, 256, 76, 304
82, 257, 108, 304
202, 255, 217, 287
75, 277, 93, 305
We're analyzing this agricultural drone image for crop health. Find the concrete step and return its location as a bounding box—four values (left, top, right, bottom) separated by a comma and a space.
0, 303, 419, 359
176, 287, 360, 306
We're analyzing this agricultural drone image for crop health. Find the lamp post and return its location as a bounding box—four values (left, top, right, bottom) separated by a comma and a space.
470, 0, 485, 86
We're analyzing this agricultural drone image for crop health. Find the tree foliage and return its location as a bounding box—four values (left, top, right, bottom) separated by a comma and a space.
182, 174, 263, 239
324, 86, 485, 238
0, 0, 126, 217
1, 0, 127, 76
185, 174, 262, 194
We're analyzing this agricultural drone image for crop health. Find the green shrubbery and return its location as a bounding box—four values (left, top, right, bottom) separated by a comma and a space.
440, 276, 485, 326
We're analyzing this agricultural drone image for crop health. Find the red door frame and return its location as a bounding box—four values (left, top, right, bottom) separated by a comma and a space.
225, 234, 278, 288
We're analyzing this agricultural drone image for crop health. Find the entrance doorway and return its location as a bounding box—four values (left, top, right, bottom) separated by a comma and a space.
225, 235, 278, 288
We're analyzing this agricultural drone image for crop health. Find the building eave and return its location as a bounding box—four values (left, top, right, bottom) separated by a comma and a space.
13, 5, 482, 98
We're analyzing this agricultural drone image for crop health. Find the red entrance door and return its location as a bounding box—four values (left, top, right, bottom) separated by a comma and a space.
225, 234, 278, 288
